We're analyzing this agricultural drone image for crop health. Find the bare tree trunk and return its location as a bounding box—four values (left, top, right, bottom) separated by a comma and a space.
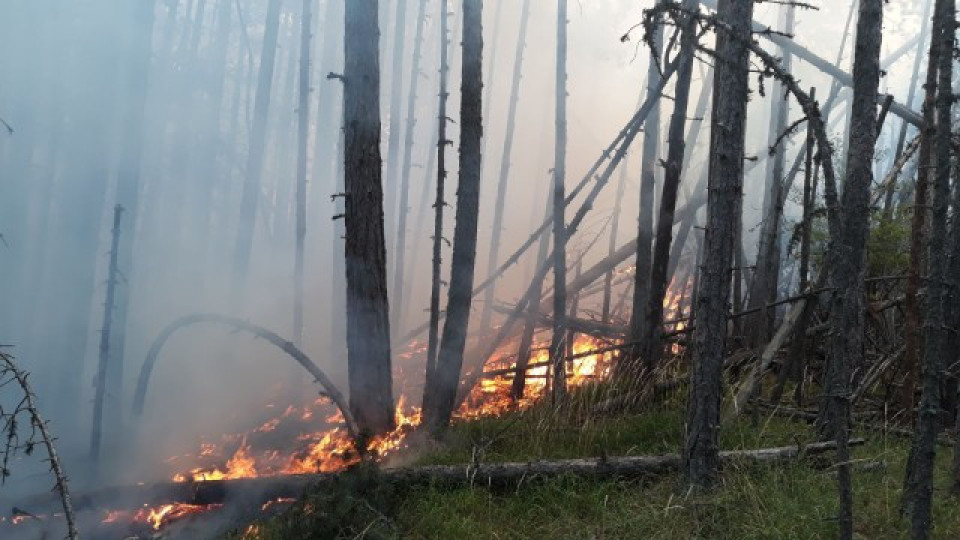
905, 1, 954, 534
623, 0, 664, 378
550, 0, 569, 403
232, 0, 282, 295
683, 0, 753, 489
901, 0, 941, 414
424, 0, 483, 436
638, 0, 698, 378
771, 86, 818, 406
818, 1, 884, 536
423, 0, 452, 403
391, 0, 430, 334
294, 0, 312, 348
91, 205, 124, 464
110, 0, 157, 438
512, 200, 552, 400
747, 2, 795, 349
478, 0, 532, 337
384, 0, 409, 259
344, 0, 395, 435
602, 160, 629, 323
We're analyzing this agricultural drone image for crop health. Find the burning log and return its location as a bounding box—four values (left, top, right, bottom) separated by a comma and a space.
45, 440, 864, 514
132, 314, 361, 443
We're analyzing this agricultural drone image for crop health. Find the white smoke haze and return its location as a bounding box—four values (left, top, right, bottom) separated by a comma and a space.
0, 0, 926, 536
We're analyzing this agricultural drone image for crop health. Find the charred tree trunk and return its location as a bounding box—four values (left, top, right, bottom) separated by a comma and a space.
683, 0, 753, 489
550, 0, 569, 403
232, 0, 282, 295
90, 205, 124, 464
513, 194, 554, 400
901, 1, 941, 414
638, 0, 698, 377
904, 1, 954, 534
343, 0, 395, 436
294, 0, 313, 348
423, 0, 483, 436
602, 159, 629, 323
818, 1, 884, 536
391, 0, 430, 333
423, 0, 452, 402
478, 0, 532, 337
623, 0, 664, 379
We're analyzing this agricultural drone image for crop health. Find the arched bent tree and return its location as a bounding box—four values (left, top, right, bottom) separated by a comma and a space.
131, 314, 361, 443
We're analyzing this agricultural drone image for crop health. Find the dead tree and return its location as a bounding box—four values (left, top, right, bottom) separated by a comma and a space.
682, 0, 752, 489
550, 0, 569, 402
901, 0, 942, 413
90, 205, 124, 464
130, 314, 361, 442
602, 156, 630, 323
294, 0, 313, 348
477, 0, 532, 338
747, 1, 795, 349
384, 0, 410, 249
423, 0, 452, 402
624, 0, 665, 379
392, 0, 430, 333
0, 353, 78, 540
637, 0, 699, 378
232, 0, 283, 295
904, 0, 954, 533
819, 1, 884, 536
423, 0, 484, 436
343, 0, 395, 435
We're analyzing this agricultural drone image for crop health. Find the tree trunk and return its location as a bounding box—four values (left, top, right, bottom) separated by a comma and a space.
391, 0, 430, 334
343, 0, 396, 436
477, 0, 532, 337
818, 1, 884, 536
905, 1, 953, 534
901, 0, 941, 414
513, 196, 553, 400
423, 0, 453, 404
232, 0, 283, 295
683, 0, 753, 489
638, 0, 699, 378
550, 0, 569, 403
423, 0, 484, 436
294, 0, 313, 348
384, 0, 409, 261
624, 0, 664, 378
91, 205, 124, 465
747, 2, 795, 349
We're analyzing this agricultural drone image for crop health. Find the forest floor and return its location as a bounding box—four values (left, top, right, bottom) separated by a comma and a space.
226, 384, 960, 539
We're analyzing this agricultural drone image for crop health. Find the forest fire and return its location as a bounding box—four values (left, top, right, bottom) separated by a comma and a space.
101, 503, 224, 531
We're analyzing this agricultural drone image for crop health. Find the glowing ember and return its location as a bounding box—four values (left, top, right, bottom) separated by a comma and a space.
129, 503, 223, 531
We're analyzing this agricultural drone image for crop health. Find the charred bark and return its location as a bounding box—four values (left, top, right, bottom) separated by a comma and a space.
550, 0, 569, 403
423, 0, 484, 436
343, 0, 395, 435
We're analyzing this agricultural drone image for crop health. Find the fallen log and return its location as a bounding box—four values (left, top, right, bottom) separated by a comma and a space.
41, 440, 863, 513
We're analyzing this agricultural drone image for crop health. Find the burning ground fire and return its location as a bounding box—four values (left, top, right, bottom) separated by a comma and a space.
5, 283, 690, 536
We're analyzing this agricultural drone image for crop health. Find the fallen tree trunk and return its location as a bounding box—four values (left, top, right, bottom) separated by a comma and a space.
47, 440, 864, 512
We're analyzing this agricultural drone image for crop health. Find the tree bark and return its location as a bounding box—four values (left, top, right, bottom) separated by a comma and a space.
423, 0, 484, 436
818, 1, 884, 537
550, 0, 569, 403
423, 0, 453, 405
904, 1, 953, 535
344, 0, 396, 435
683, 0, 753, 489
293, 0, 313, 348
624, 0, 665, 379
384, 0, 410, 257
637, 0, 699, 379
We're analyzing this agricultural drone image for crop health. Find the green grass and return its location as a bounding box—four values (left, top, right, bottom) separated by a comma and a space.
229, 388, 960, 539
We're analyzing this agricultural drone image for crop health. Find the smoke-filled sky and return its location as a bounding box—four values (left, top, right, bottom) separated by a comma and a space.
0, 0, 929, 497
